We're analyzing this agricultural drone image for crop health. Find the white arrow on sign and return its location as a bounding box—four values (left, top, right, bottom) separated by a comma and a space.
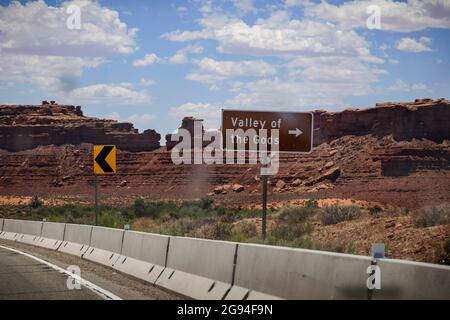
288, 128, 303, 137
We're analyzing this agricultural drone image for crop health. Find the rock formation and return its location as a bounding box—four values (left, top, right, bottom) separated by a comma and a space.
165, 116, 209, 150
313, 98, 450, 145
0, 103, 161, 152
0, 99, 449, 208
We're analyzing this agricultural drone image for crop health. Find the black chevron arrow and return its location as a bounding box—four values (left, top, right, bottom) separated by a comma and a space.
95, 146, 114, 173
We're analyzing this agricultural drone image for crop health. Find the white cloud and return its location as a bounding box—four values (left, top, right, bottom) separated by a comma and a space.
231, 0, 258, 15
140, 78, 156, 87
389, 79, 429, 91
106, 112, 155, 130
69, 84, 152, 104
0, 54, 104, 92
167, 45, 203, 64
164, 7, 388, 114
396, 37, 434, 52
133, 53, 160, 67
0, 0, 137, 94
0, 0, 137, 56
186, 57, 277, 83
304, 0, 450, 32
411, 83, 428, 90
169, 102, 221, 129
163, 11, 375, 60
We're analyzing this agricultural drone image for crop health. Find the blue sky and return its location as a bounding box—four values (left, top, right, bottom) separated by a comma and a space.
0, 0, 449, 136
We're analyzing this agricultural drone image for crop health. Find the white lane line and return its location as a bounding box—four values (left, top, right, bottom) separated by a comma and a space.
0, 244, 122, 300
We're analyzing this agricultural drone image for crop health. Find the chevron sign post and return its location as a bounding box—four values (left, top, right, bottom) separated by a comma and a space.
93, 145, 116, 225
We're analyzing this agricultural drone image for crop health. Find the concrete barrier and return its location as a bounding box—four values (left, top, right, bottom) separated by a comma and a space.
58, 223, 93, 257
113, 231, 169, 283
155, 237, 237, 300
227, 244, 373, 300
35, 222, 66, 250
226, 243, 450, 300
83, 226, 124, 267
15, 220, 43, 246
0, 219, 23, 241
376, 259, 450, 299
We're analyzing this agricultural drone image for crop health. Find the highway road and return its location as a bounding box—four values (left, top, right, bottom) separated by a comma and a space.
0, 241, 181, 300
0, 246, 104, 300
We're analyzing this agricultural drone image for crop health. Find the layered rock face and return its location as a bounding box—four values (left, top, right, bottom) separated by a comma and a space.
0, 99, 449, 208
0, 103, 161, 152
313, 98, 450, 145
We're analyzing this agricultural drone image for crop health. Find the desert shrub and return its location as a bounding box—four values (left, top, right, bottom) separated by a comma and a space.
177, 204, 207, 218
234, 208, 262, 219
319, 240, 357, 254
269, 223, 312, 242
368, 205, 383, 217
320, 203, 361, 225
230, 221, 258, 242
304, 199, 319, 209
157, 217, 198, 236
130, 198, 159, 218
198, 197, 214, 209
413, 204, 450, 228
189, 221, 233, 240
29, 195, 43, 209
277, 206, 315, 224
98, 209, 125, 228
435, 238, 450, 265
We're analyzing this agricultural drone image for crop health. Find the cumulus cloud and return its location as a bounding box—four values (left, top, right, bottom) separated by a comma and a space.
186, 57, 277, 83
163, 11, 374, 59
0, 0, 138, 97
167, 45, 203, 64
133, 53, 160, 67
304, 0, 450, 32
396, 37, 434, 52
140, 78, 156, 87
0, 0, 137, 57
106, 111, 155, 130
69, 84, 152, 104
389, 79, 429, 92
169, 102, 222, 129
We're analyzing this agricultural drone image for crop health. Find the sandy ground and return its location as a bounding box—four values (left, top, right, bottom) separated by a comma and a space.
0, 240, 182, 300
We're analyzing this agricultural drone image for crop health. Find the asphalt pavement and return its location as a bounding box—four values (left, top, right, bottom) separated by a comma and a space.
0, 246, 103, 300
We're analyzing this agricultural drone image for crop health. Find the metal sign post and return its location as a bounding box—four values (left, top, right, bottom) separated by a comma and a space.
261, 173, 268, 240
94, 174, 99, 226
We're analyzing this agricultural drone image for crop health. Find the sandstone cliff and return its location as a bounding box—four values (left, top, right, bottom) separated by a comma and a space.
0, 102, 161, 152
0, 99, 449, 208
313, 98, 450, 145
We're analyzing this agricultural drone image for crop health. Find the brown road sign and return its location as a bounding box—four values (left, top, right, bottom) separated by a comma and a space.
221, 110, 313, 153
93, 145, 116, 174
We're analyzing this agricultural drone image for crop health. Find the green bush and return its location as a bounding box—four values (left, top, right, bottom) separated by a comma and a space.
198, 197, 214, 209
269, 223, 312, 242
413, 204, 450, 228
230, 221, 258, 242
29, 195, 43, 209
188, 221, 233, 240
320, 203, 361, 225
98, 209, 125, 228
234, 208, 261, 219
277, 206, 315, 224
130, 198, 159, 218
304, 199, 319, 209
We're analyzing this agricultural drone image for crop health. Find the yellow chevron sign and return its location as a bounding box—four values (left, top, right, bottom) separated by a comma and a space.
93, 145, 116, 174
